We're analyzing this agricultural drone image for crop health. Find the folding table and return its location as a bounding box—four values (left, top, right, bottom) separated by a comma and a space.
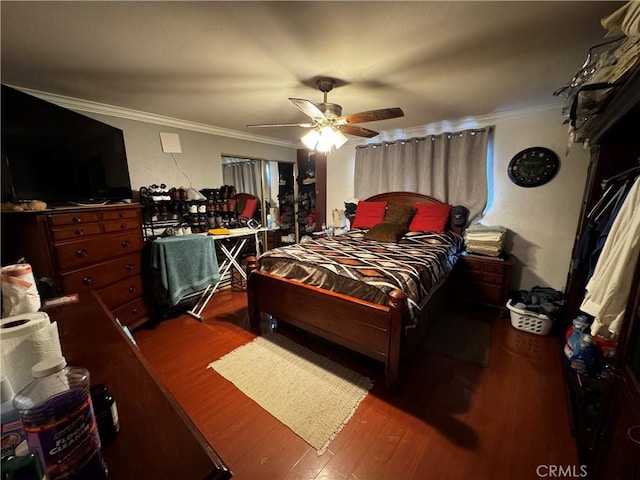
187, 227, 267, 320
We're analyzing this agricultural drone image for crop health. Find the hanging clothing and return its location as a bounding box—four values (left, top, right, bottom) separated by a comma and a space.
587, 178, 634, 280
581, 176, 640, 338
574, 168, 638, 278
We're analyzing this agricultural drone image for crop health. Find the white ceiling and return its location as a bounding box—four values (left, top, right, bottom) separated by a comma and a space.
0, 1, 624, 145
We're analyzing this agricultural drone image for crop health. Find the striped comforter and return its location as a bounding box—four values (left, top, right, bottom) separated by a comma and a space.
258, 229, 464, 324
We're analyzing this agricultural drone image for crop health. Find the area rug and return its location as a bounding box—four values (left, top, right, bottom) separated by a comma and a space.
421, 313, 491, 367
208, 332, 373, 454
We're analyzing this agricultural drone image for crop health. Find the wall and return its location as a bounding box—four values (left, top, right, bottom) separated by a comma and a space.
325, 105, 591, 292
83, 113, 296, 196
52, 90, 588, 293
482, 107, 589, 292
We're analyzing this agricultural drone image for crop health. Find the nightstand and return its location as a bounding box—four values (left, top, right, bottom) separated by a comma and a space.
454, 253, 515, 316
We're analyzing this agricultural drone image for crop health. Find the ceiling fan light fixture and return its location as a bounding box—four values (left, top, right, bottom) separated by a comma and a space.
249, 76, 403, 145
316, 126, 335, 152
303, 125, 349, 152
301, 129, 320, 149
333, 129, 349, 149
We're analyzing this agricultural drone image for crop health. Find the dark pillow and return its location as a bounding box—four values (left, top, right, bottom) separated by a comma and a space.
451, 205, 469, 227
363, 222, 407, 242
383, 205, 416, 228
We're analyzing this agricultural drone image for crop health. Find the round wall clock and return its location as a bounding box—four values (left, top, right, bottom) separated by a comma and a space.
507, 147, 559, 187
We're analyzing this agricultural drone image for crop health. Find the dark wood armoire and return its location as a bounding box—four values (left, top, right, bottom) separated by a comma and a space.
562, 62, 640, 478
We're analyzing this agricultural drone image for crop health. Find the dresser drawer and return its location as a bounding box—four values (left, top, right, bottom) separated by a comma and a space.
465, 270, 504, 286
103, 218, 141, 233
59, 253, 143, 292
458, 259, 483, 273
96, 275, 144, 310
48, 212, 100, 227
55, 231, 144, 270
112, 297, 148, 327
480, 261, 507, 275
458, 256, 507, 274
463, 281, 503, 305
51, 223, 103, 242
101, 209, 139, 221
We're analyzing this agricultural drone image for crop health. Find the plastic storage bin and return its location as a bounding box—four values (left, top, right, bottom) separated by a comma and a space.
506, 299, 553, 335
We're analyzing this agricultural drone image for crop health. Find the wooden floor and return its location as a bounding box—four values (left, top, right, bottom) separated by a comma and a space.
134, 289, 578, 480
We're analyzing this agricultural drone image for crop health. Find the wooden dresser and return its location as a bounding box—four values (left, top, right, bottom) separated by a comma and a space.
453, 253, 515, 316
1, 204, 149, 328
47, 290, 231, 479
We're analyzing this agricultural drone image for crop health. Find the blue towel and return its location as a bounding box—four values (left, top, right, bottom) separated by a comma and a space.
151, 235, 220, 307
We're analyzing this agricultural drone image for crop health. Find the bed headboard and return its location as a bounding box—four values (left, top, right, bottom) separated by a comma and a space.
364, 191, 464, 235
365, 191, 443, 207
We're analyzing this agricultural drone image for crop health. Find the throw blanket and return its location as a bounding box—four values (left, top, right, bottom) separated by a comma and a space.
151, 235, 220, 307
259, 229, 463, 324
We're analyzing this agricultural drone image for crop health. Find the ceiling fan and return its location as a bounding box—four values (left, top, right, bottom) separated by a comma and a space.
247, 78, 404, 151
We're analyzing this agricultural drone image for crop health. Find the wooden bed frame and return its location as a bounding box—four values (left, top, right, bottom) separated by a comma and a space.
246, 192, 461, 389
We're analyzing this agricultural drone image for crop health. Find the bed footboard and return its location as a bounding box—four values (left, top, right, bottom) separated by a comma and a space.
246, 257, 406, 389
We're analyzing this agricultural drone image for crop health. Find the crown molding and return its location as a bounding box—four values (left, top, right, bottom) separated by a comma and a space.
12, 85, 561, 151
12, 85, 300, 149
365, 102, 563, 144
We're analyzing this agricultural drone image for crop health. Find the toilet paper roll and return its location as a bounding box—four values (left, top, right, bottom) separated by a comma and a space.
0, 312, 63, 393
1, 264, 41, 317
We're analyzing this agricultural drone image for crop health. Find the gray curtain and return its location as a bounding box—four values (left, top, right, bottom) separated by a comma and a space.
354, 127, 492, 221
222, 157, 262, 198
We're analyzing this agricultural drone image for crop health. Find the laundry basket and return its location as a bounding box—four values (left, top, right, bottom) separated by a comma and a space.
506, 299, 553, 336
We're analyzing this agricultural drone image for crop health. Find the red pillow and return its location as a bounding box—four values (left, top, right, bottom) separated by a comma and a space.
351, 201, 387, 229
240, 197, 259, 218
408, 203, 452, 233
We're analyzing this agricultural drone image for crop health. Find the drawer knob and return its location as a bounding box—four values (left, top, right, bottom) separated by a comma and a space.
121, 240, 129, 248
76, 249, 88, 258
75, 229, 84, 236
128, 286, 137, 294
120, 223, 127, 229
119, 212, 125, 218
125, 264, 134, 271
132, 308, 140, 315
72, 216, 82, 223
82, 276, 93, 285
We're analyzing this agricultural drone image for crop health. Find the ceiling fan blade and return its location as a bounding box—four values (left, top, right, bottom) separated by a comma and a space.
338, 107, 404, 124
247, 122, 314, 128
338, 124, 380, 138
289, 98, 327, 122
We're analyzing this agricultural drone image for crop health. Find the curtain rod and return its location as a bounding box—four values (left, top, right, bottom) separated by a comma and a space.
355, 126, 493, 149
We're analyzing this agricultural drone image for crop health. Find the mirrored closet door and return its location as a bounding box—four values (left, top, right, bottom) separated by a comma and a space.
222, 156, 297, 249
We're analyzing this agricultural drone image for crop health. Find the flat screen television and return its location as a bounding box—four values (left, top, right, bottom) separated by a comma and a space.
1, 84, 132, 206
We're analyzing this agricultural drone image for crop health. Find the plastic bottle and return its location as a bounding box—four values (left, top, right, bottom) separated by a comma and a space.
564, 314, 592, 361
570, 334, 596, 374
573, 314, 591, 331
1, 451, 47, 480
1, 376, 27, 460
89, 384, 119, 446
12, 356, 107, 480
